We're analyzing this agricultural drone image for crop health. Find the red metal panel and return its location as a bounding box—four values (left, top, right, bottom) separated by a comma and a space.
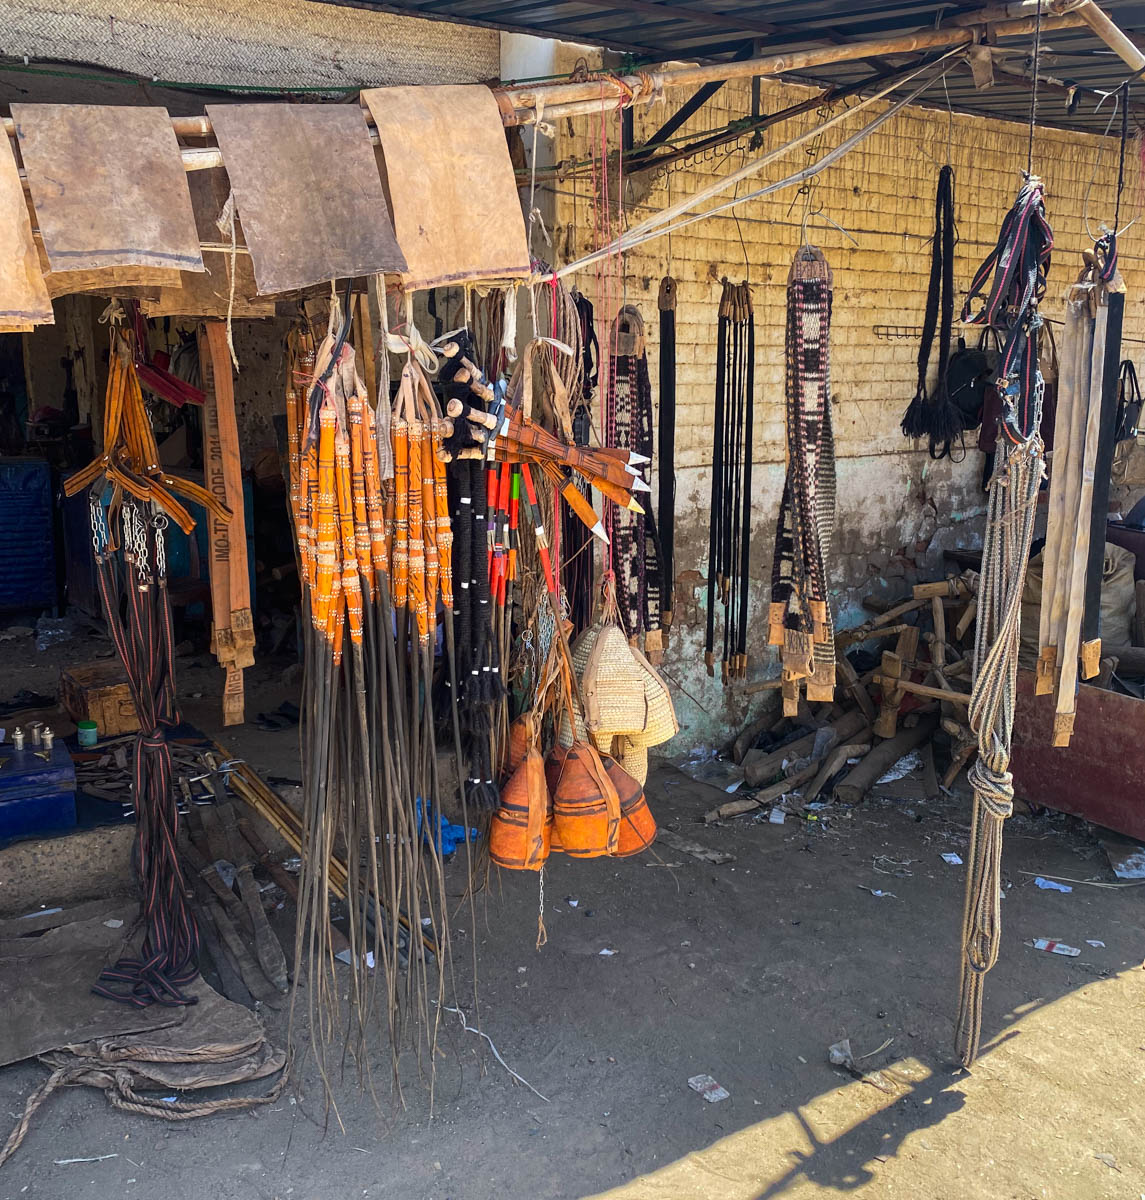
1012, 669, 1145, 841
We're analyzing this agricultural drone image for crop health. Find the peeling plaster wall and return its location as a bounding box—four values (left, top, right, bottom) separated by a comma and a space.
549, 60, 1145, 747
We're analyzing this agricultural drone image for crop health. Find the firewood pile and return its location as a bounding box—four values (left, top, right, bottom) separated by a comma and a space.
708, 572, 981, 823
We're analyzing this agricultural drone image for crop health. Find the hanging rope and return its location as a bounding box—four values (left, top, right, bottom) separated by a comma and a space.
954, 174, 1053, 1067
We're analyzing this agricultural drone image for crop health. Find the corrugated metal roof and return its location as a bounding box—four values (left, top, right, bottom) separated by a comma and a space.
319, 0, 1145, 134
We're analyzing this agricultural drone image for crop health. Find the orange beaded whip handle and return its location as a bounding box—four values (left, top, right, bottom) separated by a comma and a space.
335, 418, 363, 648
411, 361, 442, 643
361, 399, 389, 587
391, 408, 411, 613
407, 413, 429, 645
421, 426, 439, 645
431, 419, 453, 612
329, 565, 345, 664
345, 385, 376, 601
313, 404, 338, 633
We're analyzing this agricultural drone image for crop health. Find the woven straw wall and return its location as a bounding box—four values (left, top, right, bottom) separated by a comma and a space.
1, 0, 499, 89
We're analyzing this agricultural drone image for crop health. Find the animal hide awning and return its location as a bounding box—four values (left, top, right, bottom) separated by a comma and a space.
0, 131, 51, 330
362, 84, 530, 290
11, 104, 205, 280
143, 167, 275, 319
206, 103, 407, 295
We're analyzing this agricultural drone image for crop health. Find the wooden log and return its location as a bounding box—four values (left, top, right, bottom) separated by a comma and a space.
742, 676, 783, 696
833, 715, 939, 805
873, 651, 905, 738
836, 655, 877, 723
955, 599, 978, 640
872, 675, 972, 704
943, 739, 978, 788
703, 761, 818, 823
731, 706, 782, 765
913, 576, 972, 600
801, 741, 872, 804
742, 708, 869, 788
860, 594, 926, 623
930, 595, 950, 720
835, 622, 912, 650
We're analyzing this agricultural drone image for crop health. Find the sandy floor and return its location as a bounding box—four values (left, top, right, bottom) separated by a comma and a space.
0, 642, 1142, 1200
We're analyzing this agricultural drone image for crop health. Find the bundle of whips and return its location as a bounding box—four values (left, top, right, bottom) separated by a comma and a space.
606, 305, 663, 660
562, 290, 600, 636
64, 329, 232, 1006
657, 276, 677, 643
437, 333, 503, 810
706, 281, 755, 682
955, 175, 1053, 1067
1035, 241, 1126, 744
285, 303, 452, 1103
901, 165, 961, 458
768, 249, 835, 714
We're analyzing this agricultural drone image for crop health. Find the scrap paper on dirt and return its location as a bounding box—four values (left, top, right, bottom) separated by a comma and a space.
11, 104, 205, 277
363, 84, 529, 291
207, 103, 407, 295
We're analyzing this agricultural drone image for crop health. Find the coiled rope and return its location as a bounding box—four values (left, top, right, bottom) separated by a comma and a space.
954, 174, 1051, 1067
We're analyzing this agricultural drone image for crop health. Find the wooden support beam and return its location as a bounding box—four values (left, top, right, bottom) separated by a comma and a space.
1075, 0, 1145, 73
873, 674, 972, 705
637, 41, 756, 153
837, 654, 878, 723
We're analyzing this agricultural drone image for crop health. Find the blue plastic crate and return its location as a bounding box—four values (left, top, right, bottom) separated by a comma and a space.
0, 741, 78, 840
0, 458, 55, 609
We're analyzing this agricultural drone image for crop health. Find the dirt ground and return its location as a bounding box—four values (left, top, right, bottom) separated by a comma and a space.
1, 640, 1143, 1200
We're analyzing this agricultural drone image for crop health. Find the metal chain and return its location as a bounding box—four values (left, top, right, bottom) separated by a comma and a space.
536, 865, 548, 950
152, 508, 169, 581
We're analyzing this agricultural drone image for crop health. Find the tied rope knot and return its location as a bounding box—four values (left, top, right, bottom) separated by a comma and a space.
967, 756, 1014, 820
138, 730, 167, 751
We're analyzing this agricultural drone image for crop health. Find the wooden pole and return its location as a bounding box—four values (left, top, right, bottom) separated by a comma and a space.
1075, 0, 1145, 72
834, 716, 939, 805
0, 4, 1090, 162
499, 8, 1086, 123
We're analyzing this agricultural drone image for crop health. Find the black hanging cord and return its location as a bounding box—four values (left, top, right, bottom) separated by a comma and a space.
657, 276, 677, 633
1027, 0, 1043, 177
901, 165, 960, 458
705, 281, 754, 681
